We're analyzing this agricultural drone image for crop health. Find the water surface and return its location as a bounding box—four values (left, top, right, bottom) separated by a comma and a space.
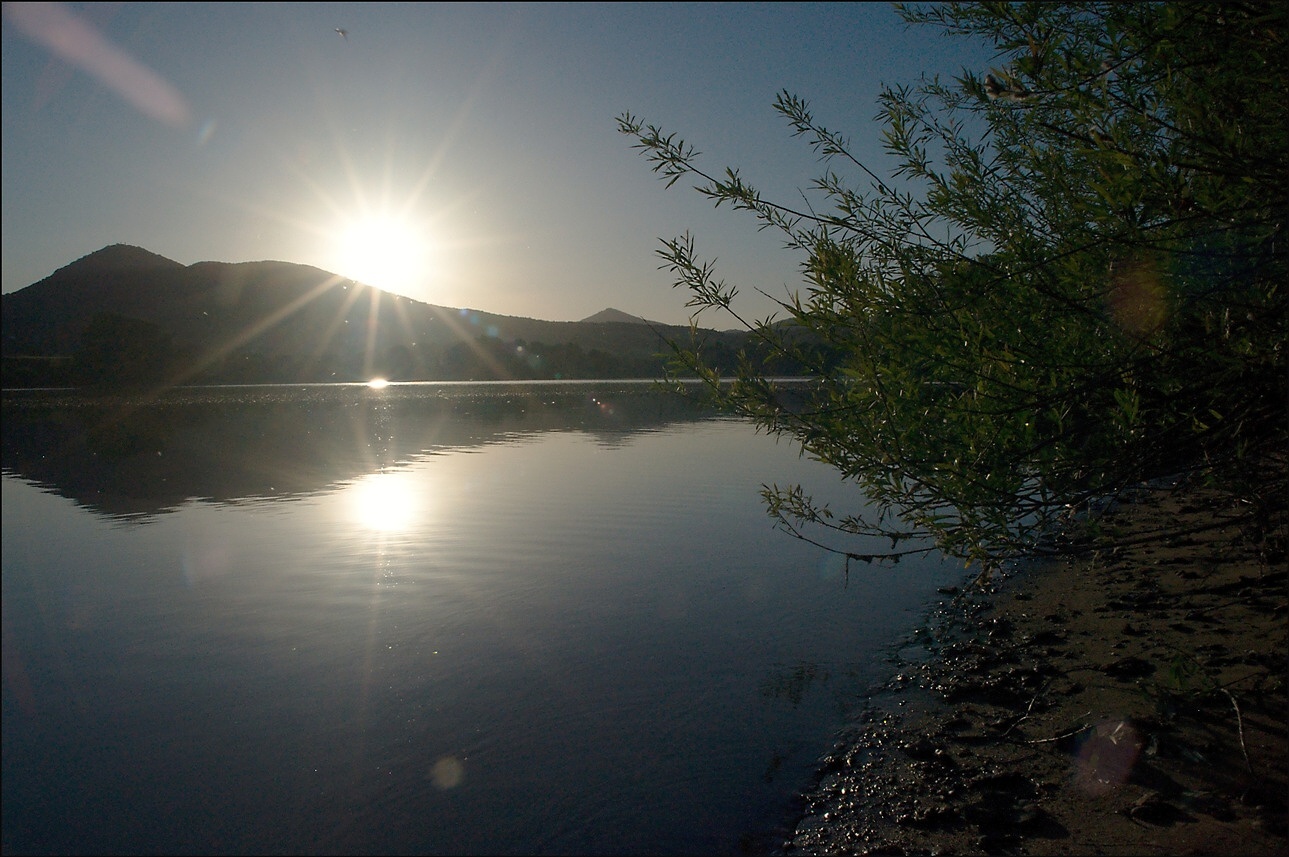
2, 382, 967, 855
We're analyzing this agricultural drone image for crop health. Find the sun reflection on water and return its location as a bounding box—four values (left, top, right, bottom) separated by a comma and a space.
349, 471, 420, 532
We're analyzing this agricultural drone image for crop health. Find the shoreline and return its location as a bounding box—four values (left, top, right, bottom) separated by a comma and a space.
780, 480, 1287, 855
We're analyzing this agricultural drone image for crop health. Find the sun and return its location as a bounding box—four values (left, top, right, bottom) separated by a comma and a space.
335, 214, 433, 297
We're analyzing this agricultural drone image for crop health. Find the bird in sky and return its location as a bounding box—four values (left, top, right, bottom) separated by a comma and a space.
335, 27, 348, 41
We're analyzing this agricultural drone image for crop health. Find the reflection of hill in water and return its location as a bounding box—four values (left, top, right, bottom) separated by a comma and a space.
1, 383, 717, 520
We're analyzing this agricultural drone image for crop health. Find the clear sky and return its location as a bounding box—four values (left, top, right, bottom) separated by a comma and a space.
2, 2, 995, 326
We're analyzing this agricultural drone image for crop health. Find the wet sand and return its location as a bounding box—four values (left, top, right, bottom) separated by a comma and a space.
781, 479, 1287, 855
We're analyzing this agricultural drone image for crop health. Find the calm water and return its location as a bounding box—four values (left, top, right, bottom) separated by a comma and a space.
2, 382, 967, 855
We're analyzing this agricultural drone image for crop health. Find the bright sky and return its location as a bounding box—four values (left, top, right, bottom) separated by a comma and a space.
1, 2, 994, 326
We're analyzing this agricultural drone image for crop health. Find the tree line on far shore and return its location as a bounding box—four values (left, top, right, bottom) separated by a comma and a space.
2, 310, 824, 388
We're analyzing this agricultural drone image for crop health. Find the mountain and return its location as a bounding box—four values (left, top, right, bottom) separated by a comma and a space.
1, 245, 757, 387
579, 307, 650, 325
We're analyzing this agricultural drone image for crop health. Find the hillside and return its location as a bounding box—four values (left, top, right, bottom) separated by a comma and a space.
1, 245, 760, 387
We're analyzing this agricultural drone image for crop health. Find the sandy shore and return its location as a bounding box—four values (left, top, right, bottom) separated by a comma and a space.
780, 478, 1287, 856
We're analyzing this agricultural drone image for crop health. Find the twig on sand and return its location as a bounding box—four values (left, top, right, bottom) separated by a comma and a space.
1000, 678, 1053, 738
1026, 718, 1093, 745
1220, 688, 1253, 774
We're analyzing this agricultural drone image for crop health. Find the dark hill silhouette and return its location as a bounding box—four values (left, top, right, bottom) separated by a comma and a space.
1, 245, 762, 386
580, 307, 649, 325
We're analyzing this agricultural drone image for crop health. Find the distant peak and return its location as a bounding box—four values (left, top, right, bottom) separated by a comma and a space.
580, 307, 649, 325
72, 244, 183, 270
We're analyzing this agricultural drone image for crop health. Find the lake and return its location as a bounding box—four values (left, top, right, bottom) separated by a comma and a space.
2, 382, 967, 855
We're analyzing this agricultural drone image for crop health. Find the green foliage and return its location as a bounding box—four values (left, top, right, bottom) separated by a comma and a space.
619, 2, 1287, 572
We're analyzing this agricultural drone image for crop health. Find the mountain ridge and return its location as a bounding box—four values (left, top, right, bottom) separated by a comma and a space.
1, 245, 759, 386
17, 244, 662, 329
580, 307, 650, 326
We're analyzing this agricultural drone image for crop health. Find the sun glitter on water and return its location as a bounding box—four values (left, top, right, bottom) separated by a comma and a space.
350, 472, 419, 532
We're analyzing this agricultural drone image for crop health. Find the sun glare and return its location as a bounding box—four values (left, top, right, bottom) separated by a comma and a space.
350, 472, 420, 532
337, 214, 433, 297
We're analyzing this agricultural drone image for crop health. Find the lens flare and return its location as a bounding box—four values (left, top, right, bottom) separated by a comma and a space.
429, 756, 465, 790
1074, 719, 1142, 795
1108, 255, 1168, 337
